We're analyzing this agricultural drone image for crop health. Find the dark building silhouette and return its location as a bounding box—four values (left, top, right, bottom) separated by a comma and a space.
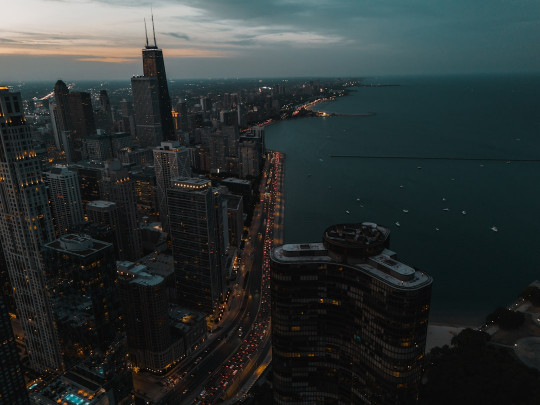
0, 294, 30, 405
168, 178, 226, 313
131, 75, 162, 147
43, 234, 119, 368
69, 91, 96, 161
142, 16, 174, 141
271, 222, 432, 405
53, 80, 72, 136
99, 160, 142, 261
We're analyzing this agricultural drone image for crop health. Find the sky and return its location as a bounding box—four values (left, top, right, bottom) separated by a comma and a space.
1, 0, 539, 81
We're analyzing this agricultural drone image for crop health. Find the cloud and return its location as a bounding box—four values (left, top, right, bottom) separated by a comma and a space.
165, 32, 190, 40
77, 56, 137, 63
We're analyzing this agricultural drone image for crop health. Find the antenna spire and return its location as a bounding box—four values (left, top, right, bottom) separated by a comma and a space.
144, 18, 149, 47
151, 7, 157, 47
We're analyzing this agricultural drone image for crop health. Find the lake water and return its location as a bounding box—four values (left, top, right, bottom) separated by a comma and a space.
265, 74, 540, 325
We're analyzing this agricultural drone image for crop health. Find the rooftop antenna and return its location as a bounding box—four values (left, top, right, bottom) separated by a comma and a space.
144, 18, 149, 47
151, 7, 157, 47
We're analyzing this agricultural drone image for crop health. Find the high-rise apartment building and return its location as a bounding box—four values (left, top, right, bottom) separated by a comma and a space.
118, 261, 177, 373
43, 234, 119, 367
131, 75, 162, 147
99, 160, 142, 260
45, 165, 84, 235
153, 141, 192, 233
167, 178, 225, 313
271, 222, 432, 405
0, 87, 63, 372
86, 200, 123, 259
0, 294, 30, 404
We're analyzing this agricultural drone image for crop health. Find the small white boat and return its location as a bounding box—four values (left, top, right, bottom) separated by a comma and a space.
402, 209, 409, 213
462, 211, 467, 215
435, 227, 439, 231
442, 197, 446, 201
417, 166, 422, 170
395, 222, 400, 227
356, 198, 360, 202
443, 208, 450, 212
491, 226, 498, 232
399, 185, 404, 189
346, 210, 350, 214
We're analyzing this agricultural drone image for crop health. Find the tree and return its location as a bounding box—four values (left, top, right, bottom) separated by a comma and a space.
486, 307, 524, 330
519, 286, 540, 306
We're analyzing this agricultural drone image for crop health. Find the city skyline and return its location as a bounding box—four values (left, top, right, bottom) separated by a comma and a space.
2, 0, 540, 81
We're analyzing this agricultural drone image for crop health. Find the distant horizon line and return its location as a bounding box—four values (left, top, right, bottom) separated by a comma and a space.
3, 71, 540, 84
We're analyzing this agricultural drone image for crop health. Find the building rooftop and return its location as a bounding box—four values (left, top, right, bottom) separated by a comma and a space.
222, 177, 251, 185
139, 252, 174, 279
44, 234, 112, 258
30, 373, 107, 405
171, 177, 211, 190
272, 243, 431, 290
154, 141, 185, 152
47, 165, 72, 176
86, 200, 117, 209
117, 261, 163, 287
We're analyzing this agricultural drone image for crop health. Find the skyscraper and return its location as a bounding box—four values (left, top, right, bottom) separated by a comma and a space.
0, 87, 63, 372
45, 165, 84, 235
99, 160, 142, 261
0, 294, 30, 405
53, 80, 71, 136
167, 178, 225, 313
271, 222, 432, 404
153, 141, 192, 233
142, 16, 175, 141
86, 200, 123, 259
68, 91, 96, 160
118, 261, 175, 373
43, 234, 119, 367
131, 75, 162, 147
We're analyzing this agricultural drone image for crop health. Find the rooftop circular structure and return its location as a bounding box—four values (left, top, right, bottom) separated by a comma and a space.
58, 234, 93, 252
322, 222, 390, 259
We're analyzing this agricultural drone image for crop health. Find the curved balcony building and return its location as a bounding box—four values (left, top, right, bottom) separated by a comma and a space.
271, 222, 432, 404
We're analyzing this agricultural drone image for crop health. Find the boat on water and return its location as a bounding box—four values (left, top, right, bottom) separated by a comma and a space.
346, 210, 350, 214
435, 227, 440, 231
442, 197, 446, 201
462, 211, 467, 215
491, 226, 498, 232
356, 198, 360, 202
399, 185, 404, 189
417, 166, 422, 170
443, 208, 450, 212
402, 209, 409, 213
395, 222, 400, 227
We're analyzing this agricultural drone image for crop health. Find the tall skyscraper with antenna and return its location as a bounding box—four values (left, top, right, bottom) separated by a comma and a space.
0, 87, 63, 373
142, 15, 175, 141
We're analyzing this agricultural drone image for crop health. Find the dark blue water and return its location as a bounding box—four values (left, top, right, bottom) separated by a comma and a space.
265, 75, 540, 325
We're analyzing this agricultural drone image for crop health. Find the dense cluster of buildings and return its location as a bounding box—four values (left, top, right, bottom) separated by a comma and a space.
0, 21, 433, 405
